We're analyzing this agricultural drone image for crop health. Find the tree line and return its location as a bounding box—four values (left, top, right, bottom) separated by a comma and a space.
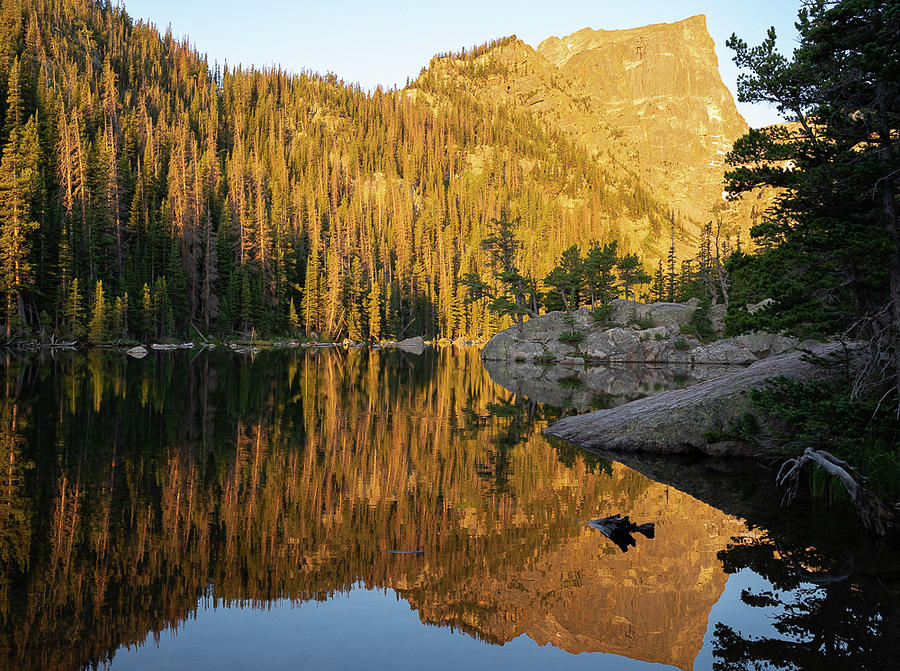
0, 0, 682, 345
463, 217, 736, 331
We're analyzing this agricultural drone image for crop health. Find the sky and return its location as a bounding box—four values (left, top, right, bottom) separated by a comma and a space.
120, 0, 803, 128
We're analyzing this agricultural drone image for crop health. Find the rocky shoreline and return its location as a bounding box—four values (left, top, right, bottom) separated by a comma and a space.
5, 334, 452, 358
544, 341, 859, 457
480, 300, 860, 458
481, 298, 798, 366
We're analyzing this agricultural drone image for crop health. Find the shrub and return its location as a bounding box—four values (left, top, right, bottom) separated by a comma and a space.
750, 377, 900, 499
559, 330, 584, 344
628, 310, 655, 329
681, 300, 716, 341
592, 303, 613, 324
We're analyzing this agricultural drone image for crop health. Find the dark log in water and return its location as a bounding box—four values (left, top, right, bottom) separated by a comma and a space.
588, 514, 655, 553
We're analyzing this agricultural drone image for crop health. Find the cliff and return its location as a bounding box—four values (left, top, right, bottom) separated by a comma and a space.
417, 16, 775, 259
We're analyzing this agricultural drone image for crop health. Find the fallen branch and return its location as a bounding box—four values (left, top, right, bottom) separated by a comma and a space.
777, 447, 898, 535
587, 514, 655, 552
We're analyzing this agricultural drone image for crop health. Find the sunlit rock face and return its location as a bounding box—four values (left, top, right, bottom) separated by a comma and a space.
402, 462, 749, 671
422, 15, 775, 259
537, 16, 748, 227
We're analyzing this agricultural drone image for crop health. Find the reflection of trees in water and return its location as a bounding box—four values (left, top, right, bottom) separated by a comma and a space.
713, 534, 900, 670
0, 347, 637, 671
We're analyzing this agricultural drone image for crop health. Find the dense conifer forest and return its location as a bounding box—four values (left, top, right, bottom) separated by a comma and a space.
0, 0, 690, 343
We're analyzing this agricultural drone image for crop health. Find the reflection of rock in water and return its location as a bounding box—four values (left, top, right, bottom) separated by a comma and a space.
483, 358, 735, 411
403, 461, 749, 671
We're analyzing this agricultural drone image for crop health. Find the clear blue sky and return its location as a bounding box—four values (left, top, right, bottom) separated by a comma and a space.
120, 0, 802, 128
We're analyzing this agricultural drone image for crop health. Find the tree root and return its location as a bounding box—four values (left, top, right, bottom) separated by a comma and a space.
777, 448, 899, 536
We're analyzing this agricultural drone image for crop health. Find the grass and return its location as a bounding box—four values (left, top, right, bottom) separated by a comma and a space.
750, 377, 900, 500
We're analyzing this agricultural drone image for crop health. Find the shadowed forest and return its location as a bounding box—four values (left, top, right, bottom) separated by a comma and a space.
0, 0, 687, 343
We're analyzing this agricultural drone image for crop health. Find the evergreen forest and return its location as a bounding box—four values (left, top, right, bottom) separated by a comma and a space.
0, 0, 691, 344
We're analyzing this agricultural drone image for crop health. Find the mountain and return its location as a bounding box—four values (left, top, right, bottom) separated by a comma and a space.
538, 16, 746, 224
417, 16, 771, 258
0, 1, 759, 342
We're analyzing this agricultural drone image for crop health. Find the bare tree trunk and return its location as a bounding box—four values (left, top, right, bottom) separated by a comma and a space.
714, 218, 730, 308
877, 94, 900, 410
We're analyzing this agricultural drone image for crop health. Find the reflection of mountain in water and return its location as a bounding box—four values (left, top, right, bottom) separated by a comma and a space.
406, 460, 745, 669
1, 348, 746, 670
483, 358, 735, 411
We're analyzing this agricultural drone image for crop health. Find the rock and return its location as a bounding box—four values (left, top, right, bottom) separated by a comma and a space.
452, 336, 468, 348
392, 336, 427, 355
483, 358, 734, 412
126, 345, 148, 359
481, 303, 795, 365
545, 342, 862, 457
150, 343, 178, 350
531, 16, 759, 245
616, 300, 696, 329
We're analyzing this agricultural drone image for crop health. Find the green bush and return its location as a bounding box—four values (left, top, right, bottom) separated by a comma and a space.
681, 300, 716, 341
627, 310, 655, 329
592, 303, 613, 324
559, 330, 584, 344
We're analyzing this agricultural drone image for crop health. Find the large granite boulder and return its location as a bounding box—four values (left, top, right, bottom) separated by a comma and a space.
391, 336, 427, 354
480, 300, 797, 365
545, 342, 860, 457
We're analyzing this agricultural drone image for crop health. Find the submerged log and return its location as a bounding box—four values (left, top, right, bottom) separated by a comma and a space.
587, 514, 655, 552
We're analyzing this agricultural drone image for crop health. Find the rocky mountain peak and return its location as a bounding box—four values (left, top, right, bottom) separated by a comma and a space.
415, 16, 772, 262
537, 15, 712, 68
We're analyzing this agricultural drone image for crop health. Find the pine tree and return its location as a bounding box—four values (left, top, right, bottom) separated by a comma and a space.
366, 274, 383, 341
239, 270, 252, 332
651, 260, 665, 302
666, 232, 677, 302
0, 58, 39, 337
141, 282, 153, 339
583, 241, 618, 307
543, 244, 582, 312
88, 279, 107, 343
287, 297, 300, 335
616, 253, 650, 301
64, 277, 84, 338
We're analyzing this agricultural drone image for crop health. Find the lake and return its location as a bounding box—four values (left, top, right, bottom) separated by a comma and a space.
0, 347, 896, 670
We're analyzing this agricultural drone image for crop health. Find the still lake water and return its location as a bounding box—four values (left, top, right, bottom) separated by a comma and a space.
0, 347, 897, 670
